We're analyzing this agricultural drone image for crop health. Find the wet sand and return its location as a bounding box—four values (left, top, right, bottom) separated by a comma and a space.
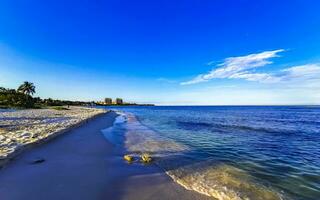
0, 112, 211, 200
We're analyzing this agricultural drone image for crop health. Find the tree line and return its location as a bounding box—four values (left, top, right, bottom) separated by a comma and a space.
0, 82, 93, 108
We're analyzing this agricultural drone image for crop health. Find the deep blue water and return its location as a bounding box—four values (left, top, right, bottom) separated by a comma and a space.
103, 106, 320, 200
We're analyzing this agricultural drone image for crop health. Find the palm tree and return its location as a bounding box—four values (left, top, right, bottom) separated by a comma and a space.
17, 81, 36, 96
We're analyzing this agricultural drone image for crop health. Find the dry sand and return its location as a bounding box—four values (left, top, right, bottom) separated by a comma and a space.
0, 111, 211, 200
0, 106, 106, 165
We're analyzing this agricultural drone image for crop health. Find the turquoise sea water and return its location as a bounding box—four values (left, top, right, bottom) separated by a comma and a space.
101, 106, 320, 200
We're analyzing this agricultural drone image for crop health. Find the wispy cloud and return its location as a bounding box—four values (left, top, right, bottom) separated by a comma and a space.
156, 77, 177, 83
181, 49, 285, 85
281, 64, 320, 80
181, 49, 320, 89
236, 64, 320, 83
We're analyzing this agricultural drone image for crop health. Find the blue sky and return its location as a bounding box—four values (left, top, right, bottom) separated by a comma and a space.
1, 0, 320, 105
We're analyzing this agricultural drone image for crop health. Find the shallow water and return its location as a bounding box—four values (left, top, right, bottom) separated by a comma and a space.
101, 106, 320, 200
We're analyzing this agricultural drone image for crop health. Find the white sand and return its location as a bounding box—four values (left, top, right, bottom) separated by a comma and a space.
0, 106, 106, 164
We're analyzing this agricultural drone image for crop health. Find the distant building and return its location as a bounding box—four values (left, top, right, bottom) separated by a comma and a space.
104, 98, 112, 105
115, 98, 123, 105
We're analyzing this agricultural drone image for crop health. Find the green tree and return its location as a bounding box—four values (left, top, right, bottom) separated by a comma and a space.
0, 87, 6, 92
0, 87, 34, 108
17, 81, 36, 96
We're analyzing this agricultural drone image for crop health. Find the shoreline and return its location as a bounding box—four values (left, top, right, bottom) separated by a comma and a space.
0, 110, 211, 200
0, 106, 107, 168
107, 111, 284, 200
103, 111, 213, 200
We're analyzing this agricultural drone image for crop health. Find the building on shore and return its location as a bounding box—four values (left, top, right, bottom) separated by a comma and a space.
115, 98, 123, 105
95, 98, 154, 106
104, 98, 112, 105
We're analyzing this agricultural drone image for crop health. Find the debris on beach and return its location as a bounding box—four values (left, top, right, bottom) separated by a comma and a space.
141, 153, 152, 163
30, 158, 45, 164
123, 154, 134, 162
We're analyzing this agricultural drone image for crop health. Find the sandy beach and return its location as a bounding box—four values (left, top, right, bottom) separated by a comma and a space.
0, 110, 211, 200
0, 106, 107, 166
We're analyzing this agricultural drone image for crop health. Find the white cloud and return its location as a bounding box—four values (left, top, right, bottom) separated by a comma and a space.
229, 72, 281, 83
181, 49, 285, 85
281, 64, 320, 80
234, 64, 320, 84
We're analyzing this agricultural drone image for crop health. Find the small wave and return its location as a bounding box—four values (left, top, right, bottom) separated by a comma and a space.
162, 160, 283, 200
124, 113, 189, 156
114, 111, 127, 124
176, 120, 297, 135
102, 111, 188, 156
101, 111, 127, 145
176, 121, 213, 130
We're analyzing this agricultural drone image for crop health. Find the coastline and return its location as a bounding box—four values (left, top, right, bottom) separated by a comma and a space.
0, 110, 211, 200
0, 106, 107, 168
106, 110, 285, 200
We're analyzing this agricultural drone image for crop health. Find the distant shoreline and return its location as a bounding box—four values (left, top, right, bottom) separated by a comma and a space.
95, 103, 155, 106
